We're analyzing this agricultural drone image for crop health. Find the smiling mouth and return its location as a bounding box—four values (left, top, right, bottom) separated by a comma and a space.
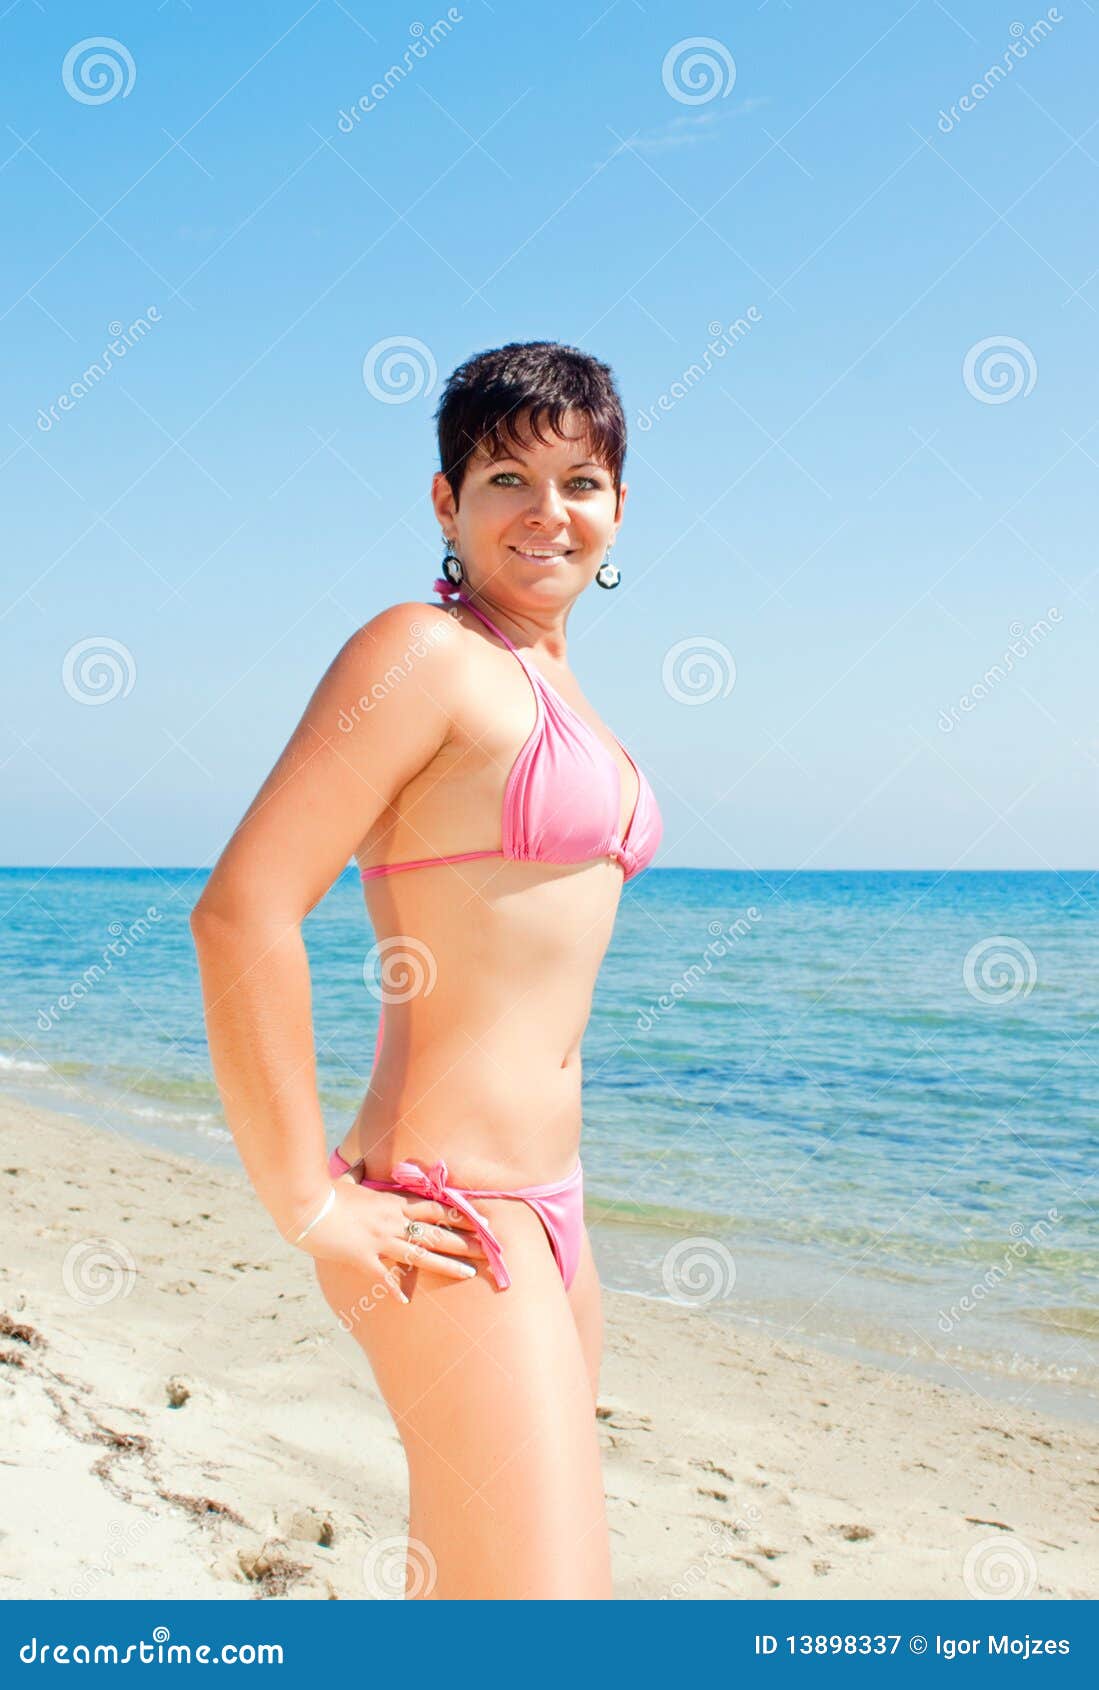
511, 545, 574, 564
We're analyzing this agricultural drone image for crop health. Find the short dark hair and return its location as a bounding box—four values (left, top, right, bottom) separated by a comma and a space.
435, 340, 626, 508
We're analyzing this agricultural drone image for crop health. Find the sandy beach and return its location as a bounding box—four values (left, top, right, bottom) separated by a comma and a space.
1, 1091, 1095, 1601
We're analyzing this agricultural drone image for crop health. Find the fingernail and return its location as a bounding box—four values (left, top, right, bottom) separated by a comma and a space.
459, 1263, 477, 1278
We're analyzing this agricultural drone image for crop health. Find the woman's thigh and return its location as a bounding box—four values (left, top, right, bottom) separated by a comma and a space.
566, 1224, 603, 1405
314, 1197, 611, 1600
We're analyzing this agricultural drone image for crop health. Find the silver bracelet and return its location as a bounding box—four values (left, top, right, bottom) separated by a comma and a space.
291, 1186, 335, 1246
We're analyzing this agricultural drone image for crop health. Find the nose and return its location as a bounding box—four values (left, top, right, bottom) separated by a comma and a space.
524, 480, 568, 528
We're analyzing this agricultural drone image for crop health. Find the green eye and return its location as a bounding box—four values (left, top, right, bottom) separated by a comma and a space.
490, 472, 600, 491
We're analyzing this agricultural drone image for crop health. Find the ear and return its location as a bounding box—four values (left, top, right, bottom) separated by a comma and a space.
431, 470, 458, 530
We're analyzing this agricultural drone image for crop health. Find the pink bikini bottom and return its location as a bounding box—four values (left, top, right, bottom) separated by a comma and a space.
327, 1147, 585, 1292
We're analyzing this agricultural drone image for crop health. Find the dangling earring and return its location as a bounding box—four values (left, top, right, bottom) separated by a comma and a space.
440, 535, 464, 589
595, 545, 620, 590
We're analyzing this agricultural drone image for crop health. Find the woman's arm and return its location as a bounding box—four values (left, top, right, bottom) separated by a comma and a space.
189, 602, 461, 1242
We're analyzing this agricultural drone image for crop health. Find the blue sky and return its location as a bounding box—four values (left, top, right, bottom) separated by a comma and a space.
3, 0, 1095, 870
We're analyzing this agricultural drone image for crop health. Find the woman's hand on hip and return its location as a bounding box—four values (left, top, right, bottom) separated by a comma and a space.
290, 1175, 487, 1303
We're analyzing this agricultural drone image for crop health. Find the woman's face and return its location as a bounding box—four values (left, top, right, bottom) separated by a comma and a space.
433, 409, 625, 602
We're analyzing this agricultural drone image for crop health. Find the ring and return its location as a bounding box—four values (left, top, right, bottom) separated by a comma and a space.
404, 1219, 425, 1242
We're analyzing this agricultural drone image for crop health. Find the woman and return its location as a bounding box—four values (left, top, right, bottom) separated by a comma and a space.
190, 341, 662, 1599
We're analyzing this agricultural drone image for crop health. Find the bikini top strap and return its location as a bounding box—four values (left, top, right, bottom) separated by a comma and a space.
441, 586, 521, 655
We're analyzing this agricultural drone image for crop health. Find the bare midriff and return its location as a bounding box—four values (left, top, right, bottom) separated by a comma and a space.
340, 853, 626, 1190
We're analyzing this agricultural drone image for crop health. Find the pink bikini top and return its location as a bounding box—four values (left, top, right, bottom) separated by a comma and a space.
360, 578, 663, 885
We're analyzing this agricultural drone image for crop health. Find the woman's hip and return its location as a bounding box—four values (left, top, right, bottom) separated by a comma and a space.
330, 1146, 585, 1293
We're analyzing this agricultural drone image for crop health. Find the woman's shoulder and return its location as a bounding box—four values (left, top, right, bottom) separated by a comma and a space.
316, 598, 468, 721
338, 597, 461, 665
360, 595, 457, 639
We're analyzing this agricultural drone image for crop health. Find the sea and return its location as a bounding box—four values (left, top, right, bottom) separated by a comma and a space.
2, 866, 1096, 1422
